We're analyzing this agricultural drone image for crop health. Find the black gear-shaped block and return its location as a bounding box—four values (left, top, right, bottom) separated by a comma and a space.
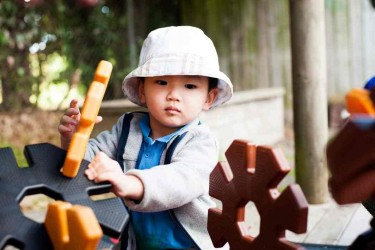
0, 143, 129, 249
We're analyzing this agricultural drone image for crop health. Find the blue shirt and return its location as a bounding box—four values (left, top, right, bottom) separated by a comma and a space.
131, 115, 194, 250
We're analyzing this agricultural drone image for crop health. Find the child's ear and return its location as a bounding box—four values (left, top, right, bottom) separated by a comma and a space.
138, 79, 146, 104
203, 88, 219, 110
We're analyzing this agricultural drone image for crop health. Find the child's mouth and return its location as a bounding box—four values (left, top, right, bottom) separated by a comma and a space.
165, 106, 181, 113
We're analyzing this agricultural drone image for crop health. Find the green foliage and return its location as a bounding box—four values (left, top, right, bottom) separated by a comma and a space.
0, 141, 28, 167
0, 0, 182, 111
0, 1, 42, 111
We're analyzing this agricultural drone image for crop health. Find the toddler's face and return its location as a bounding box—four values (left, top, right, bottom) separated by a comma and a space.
139, 75, 217, 136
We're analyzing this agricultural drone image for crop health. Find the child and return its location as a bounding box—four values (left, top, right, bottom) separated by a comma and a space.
58, 26, 233, 250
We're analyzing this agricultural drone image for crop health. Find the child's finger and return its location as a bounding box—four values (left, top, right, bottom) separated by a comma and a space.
65, 107, 80, 117
70, 99, 79, 108
95, 116, 103, 124
85, 168, 95, 180
60, 115, 79, 126
69, 99, 81, 119
58, 124, 73, 133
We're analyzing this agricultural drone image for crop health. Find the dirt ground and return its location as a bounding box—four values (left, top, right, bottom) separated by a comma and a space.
0, 109, 63, 149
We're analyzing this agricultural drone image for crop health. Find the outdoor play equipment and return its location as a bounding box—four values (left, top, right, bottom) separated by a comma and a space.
0, 61, 128, 249
208, 140, 309, 250
0, 143, 128, 249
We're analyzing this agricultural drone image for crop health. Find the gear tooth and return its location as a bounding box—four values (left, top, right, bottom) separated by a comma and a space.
209, 162, 233, 199
225, 140, 256, 176
256, 146, 290, 184
268, 185, 308, 235
208, 208, 227, 247
0, 147, 18, 172
24, 143, 66, 170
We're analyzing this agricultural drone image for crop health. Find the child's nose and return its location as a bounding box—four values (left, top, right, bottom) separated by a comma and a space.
166, 88, 180, 101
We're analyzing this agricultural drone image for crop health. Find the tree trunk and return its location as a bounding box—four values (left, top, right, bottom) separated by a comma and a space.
289, 0, 329, 204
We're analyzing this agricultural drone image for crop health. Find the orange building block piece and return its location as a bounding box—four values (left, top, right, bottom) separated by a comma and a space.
62, 60, 113, 178
346, 88, 375, 115
45, 201, 103, 250
208, 140, 308, 250
45, 201, 72, 250
66, 205, 103, 250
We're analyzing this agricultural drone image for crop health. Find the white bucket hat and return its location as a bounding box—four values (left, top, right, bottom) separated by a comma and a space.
122, 26, 233, 108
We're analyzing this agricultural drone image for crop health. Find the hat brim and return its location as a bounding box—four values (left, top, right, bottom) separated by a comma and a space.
122, 70, 233, 109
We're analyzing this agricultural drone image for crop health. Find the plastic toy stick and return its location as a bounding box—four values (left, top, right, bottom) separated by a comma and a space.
62, 60, 112, 178
45, 201, 103, 250
345, 88, 375, 115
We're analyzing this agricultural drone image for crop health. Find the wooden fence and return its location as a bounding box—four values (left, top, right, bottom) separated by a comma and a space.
186, 0, 375, 106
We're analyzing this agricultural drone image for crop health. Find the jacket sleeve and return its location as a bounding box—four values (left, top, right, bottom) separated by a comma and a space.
84, 114, 124, 161
124, 124, 219, 212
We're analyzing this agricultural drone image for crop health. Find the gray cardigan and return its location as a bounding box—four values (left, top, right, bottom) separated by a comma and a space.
85, 112, 228, 250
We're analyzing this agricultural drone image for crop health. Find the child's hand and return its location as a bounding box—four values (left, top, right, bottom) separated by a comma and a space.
85, 152, 144, 200
85, 152, 123, 183
58, 99, 81, 150
58, 99, 103, 150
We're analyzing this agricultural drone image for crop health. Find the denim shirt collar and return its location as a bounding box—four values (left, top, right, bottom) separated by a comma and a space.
140, 114, 188, 144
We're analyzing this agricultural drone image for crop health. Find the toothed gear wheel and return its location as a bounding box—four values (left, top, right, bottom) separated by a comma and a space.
0, 143, 128, 249
208, 140, 308, 250
326, 120, 375, 205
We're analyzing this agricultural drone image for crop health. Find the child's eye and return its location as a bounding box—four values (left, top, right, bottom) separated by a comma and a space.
185, 84, 197, 89
155, 80, 167, 85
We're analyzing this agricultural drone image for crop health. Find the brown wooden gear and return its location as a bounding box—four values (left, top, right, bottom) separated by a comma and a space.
208, 140, 308, 250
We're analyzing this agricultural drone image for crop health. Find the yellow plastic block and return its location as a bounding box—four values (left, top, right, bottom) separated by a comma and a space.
62, 60, 112, 178
44, 201, 103, 250
66, 205, 103, 250
45, 201, 72, 250
346, 88, 375, 115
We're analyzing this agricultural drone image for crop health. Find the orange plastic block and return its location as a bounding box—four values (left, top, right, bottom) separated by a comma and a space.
62, 133, 91, 177
62, 60, 112, 178
346, 88, 375, 115
45, 201, 72, 250
66, 205, 103, 250
45, 201, 103, 250
80, 81, 107, 125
